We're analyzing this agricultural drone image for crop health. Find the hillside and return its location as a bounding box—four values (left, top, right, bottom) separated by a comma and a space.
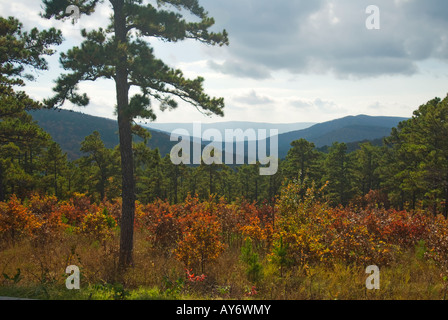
29, 109, 176, 160
143, 121, 316, 139
276, 115, 408, 158
29, 109, 407, 161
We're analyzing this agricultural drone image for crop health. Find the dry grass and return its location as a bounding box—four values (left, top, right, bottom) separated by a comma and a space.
1, 229, 447, 300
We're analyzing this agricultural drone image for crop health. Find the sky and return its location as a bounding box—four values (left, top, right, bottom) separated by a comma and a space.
2, 0, 448, 124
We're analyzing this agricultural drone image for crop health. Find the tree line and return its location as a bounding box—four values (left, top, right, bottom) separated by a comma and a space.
3, 92, 448, 220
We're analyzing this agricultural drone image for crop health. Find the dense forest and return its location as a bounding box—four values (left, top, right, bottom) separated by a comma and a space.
2, 94, 448, 217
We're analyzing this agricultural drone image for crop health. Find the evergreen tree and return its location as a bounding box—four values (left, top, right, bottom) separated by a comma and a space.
40, 142, 69, 198
353, 142, 382, 196
136, 148, 165, 203
42, 0, 228, 268
283, 139, 321, 183
383, 95, 448, 216
322, 142, 354, 206
80, 131, 119, 201
0, 16, 62, 200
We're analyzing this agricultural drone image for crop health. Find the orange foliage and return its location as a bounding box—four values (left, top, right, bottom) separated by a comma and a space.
175, 207, 225, 272
26, 194, 65, 243
59, 193, 93, 226
138, 199, 182, 250
0, 195, 41, 243
0, 187, 447, 276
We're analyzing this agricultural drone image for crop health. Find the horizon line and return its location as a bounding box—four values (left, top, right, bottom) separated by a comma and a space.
34, 108, 411, 125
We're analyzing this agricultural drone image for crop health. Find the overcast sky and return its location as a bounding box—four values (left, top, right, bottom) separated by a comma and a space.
2, 0, 448, 124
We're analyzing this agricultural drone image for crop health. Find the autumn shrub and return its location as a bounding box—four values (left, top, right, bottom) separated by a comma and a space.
58, 202, 81, 230
102, 198, 123, 223
2, 186, 448, 300
240, 215, 267, 246
212, 197, 275, 250
272, 180, 336, 267
350, 189, 390, 210
175, 202, 226, 273
238, 200, 273, 249
380, 210, 429, 248
424, 215, 448, 274
272, 179, 430, 269
76, 206, 118, 245
0, 195, 41, 245
329, 209, 396, 265
26, 193, 58, 217
59, 193, 93, 226
257, 201, 276, 246
214, 198, 240, 246
26, 193, 65, 245
139, 199, 182, 251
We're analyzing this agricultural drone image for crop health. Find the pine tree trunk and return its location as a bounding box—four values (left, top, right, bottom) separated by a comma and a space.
113, 0, 135, 269
118, 110, 135, 269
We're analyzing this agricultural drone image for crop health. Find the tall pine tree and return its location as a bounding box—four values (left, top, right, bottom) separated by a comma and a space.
0, 17, 62, 200
41, 0, 228, 268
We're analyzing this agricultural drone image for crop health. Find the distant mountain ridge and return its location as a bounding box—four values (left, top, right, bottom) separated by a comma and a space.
142, 121, 317, 140
29, 109, 176, 160
275, 115, 408, 157
29, 109, 408, 161
272, 115, 408, 158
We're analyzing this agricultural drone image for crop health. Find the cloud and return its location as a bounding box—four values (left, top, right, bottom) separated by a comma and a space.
291, 100, 314, 109
205, 0, 448, 78
8, 0, 448, 80
207, 60, 272, 80
233, 90, 274, 105
1, 1, 112, 41
290, 98, 343, 113
3, 0, 446, 125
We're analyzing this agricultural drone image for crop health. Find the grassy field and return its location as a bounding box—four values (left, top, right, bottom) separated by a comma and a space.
0, 231, 447, 300
2, 184, 448, 301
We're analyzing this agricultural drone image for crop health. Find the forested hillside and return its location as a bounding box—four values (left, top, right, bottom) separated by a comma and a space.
29, 109, 176, 160
29, 109, 405, 160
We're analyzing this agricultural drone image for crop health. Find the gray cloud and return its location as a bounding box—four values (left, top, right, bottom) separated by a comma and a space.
234, 90, 274, 105
207, 60, 271, 80
291, 100, 314, 109
291, 98, 342, 113
205, 0, 448, 78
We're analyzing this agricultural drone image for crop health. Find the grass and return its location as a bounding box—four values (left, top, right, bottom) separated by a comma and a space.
1, 231, 447, 300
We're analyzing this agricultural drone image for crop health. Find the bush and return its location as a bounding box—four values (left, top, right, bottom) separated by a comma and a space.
175, 201, 226, 273
76, 207, 118, 244
0, 195, 41, 244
